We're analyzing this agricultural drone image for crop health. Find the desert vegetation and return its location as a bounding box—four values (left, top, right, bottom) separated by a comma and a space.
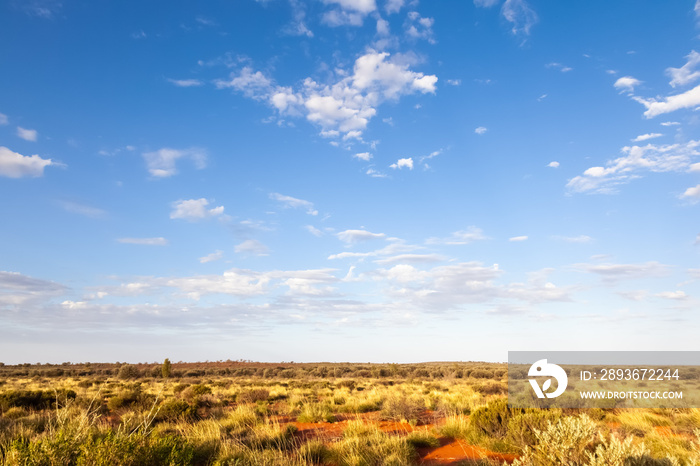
0, 360, 699, 465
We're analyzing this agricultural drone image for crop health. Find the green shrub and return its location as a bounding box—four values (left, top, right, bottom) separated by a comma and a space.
469, 399, 515, 439
238, 388, 270, 404
118, 364, 140, 380
297, 440, 331, 465
507, 409, 563, 450
380, 396, 423, 423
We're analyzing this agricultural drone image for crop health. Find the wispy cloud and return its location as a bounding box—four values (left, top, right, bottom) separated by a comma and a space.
57, 201, 106, 219
632, 133, 663, 142
269, 193, 318, 215
167, 78, 204, 87
501, 0, 538, 36
426, 227, 487, 245
337, 229, 386, 244
117, 237, 169, 246
199, 250, 224, 263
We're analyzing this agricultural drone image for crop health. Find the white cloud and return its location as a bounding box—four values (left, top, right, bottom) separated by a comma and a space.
426, 227, 487, 245
501, 0, 538, 36
305, 225, 324, 237
322, 0, 376, 13
384, 0, 404, 14
57, 201, 106, 219
475, 126, 488, 135
199, 250, 224, 263
142, 147, 206, 178
681, 184, 700, 200
374, 253, 446, 265
366, 168, 387, 178
320, 0, 376, 26
509, 236, 528, 242
546, 62, 572, 73
337, 229, 386, 244
216, 51, 437, 140
567, 140, 700, 194
0, 146, 57, 178
0, 113, 7, 125
446, 79, 462, 86
554, 235, 593, 243
474, 0, 501, 7
614, 76, 641, 94
269, 192, 318, 215
284, 0, 314, 37
547, 161, 560, 168
405, 11, 435, 44
234, 239, 270, 255
390, 157, 413, 169
666, 50, 700, 88
170, 198, 225, 221
117, 237, 168, 246
656, 291, 687, 300
168, 78, 204, 87
354, 152, 372, 161
690, 163, 700, 172
660, 121, 680, 126
632, 133, 663, 142
634, 84, 700, 119
17, 127, 38, 142
574, 261, 669, 282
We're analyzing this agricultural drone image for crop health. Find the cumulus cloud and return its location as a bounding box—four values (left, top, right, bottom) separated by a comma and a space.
142, 147, 206, 178
475, 126, 488, 135
426, 227, 487, 245
384, 0, 404, 14
666, 50, 700, 88
632, 133, 663, 142
337, 229, 386, 244
168, 78, 204, 87
354, 152, 372, 161
17, 127, 38, 142
269, 192, 318, 215
509, 236, 528, 242
567, 140, 700, 194
170, 198, 225, 221
320, 0, 376, 26
405, 11, 435, 44
681, 184, 700, 200
117, 237, 169, 246
547, 161, 560, 168
199, 250, 224, 263
390, 157, 413, 169
0, 146, 57, 178
614, 76, 641, 94
234, 239, 270, 255
216, 51, 437, 140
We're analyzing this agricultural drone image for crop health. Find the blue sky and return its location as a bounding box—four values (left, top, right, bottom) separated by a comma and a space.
1, 0, 700, 364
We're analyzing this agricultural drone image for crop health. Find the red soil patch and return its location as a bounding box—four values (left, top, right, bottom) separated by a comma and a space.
419, 438, 517, 465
